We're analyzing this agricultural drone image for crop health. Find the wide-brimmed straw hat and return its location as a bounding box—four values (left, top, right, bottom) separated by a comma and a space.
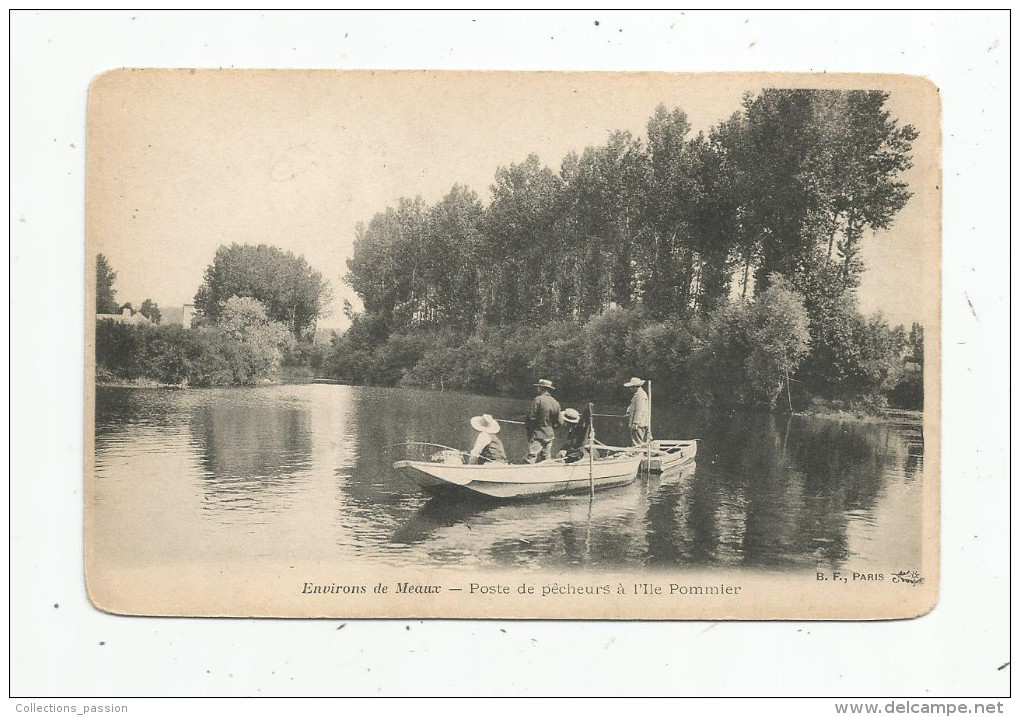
533, 378, 556, 390
561, 408, 581, 424
623, 377, 645, 388
470, 414, 501, 434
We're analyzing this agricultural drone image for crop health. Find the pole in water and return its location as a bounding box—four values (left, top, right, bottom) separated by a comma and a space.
785, 365, 793, 413
646, 380, 653, 473
588, 402, 595, 499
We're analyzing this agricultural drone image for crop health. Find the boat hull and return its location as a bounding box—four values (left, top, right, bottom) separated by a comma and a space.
393, 455, 643, 500
639, 440, 698, 472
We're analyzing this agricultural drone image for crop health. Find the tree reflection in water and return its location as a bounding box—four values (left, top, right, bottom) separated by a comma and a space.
188, 397, 312, 513
94, 385, 924, 571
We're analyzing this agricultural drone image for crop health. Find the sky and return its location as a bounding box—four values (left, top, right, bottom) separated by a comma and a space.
88, 70, 939, 331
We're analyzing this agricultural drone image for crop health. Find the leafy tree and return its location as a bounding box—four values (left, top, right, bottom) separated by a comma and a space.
717, 89, 917, 296
799, 291, 905, 408
139, 299, 162, 324
689, 275, 810, 408
218, 296, 293, 378
802, 91, 918, 288
95, 254, 119, 314
743, 276, 812, 406
344, 198, 429, 335
643, 105, 701, 317
642, 107, 742, 318
119, 302, 134, 314
907, 322, 924, 366
194, 244, 331, 337
418, 186, 484, 331
481, 154, 564, 325
560, 132, 650, 315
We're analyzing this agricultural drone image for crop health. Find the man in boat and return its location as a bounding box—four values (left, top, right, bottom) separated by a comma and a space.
467, 414, 508, 465
524, 378, 561, 463
557, 408, 589, 464
624, 377, 650, 446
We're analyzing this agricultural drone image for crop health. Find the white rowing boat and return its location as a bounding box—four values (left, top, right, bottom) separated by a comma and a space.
392, 453, 643, 500
640, 439, 698, 472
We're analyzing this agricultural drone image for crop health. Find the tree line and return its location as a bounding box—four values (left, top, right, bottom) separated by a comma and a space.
330, 89, 924, 411
95, 245, 331, 386
94, 88, 925, 410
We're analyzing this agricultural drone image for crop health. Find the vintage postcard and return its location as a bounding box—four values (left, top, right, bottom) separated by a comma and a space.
85, 70, 939, 619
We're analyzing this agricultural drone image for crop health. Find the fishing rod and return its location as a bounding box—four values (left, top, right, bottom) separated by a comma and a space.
382, 441, 472, 457
493, 413, 627, 424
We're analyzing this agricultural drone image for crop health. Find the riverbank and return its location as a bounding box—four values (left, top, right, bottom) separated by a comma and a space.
94, 378, 923, 428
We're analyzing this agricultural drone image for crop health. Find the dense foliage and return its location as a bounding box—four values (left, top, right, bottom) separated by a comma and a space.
689, 275, 811, 408
329, 89, 924, 411
96, 300, 293, 387
139, 298, 161, 323
194, 243, 331, 338
95, 254, 118, 314
97, 254, 302, 386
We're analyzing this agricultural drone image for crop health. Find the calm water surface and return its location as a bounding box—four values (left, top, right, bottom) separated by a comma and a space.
93, 384, 924, 572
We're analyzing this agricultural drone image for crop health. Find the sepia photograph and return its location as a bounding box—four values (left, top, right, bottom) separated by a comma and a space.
85, 69, 940, 620
11, 7, 1011, 704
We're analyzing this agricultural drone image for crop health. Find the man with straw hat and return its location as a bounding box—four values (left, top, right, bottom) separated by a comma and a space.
468, 414, 507, 465
524, 378, 561, 464
624, 377, 650, 446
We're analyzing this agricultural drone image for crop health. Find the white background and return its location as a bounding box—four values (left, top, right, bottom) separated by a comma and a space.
7, 9, 1012, 703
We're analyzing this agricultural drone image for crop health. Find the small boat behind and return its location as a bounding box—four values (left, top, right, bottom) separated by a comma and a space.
392, 453, 643, 501
640, 439, 698, 472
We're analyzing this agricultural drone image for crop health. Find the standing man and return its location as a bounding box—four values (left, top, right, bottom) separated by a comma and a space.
524, 378, 561, 463
624, 377, 650, 446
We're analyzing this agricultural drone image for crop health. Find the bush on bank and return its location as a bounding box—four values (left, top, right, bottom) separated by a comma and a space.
96, 307, 292, 387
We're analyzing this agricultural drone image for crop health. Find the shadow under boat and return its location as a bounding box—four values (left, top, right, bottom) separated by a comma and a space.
391, 460, 697, 545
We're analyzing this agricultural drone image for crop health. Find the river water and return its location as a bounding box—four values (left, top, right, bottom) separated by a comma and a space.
92, 384, 925, 573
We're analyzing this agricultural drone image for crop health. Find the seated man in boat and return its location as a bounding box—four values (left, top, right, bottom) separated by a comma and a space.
556, 408, 589, 464
624, 377, 650, 446
468, 414, 508, 465
523, 378, 562, 464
